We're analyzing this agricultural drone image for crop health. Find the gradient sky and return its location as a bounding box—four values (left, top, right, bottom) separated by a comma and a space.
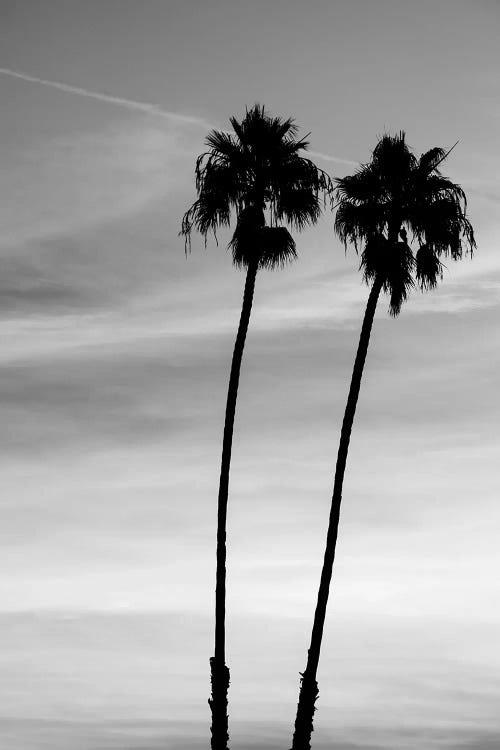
1, 1, 500, 748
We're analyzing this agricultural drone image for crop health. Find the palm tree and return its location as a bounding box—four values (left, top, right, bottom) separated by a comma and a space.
291, 132, 475, 750
181, 104, 331, 750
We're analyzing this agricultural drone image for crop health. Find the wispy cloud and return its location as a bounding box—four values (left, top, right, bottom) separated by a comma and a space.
0, 67, 215, 130
0, 120, 190, 246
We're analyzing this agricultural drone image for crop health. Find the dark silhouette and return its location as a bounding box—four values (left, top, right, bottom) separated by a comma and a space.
181, 104, 331, 750
291, 132, 475, 750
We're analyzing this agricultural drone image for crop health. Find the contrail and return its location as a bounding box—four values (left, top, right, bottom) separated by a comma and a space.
0, 67, 216, 129
0, 67, 355, 165
308, 149, 358, 167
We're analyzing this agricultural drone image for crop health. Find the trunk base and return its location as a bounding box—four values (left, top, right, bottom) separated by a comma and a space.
290, 671, 319, 750
209, 656, 230, 750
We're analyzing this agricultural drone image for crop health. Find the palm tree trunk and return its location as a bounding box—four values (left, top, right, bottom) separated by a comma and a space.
291, 275, 384, 750
210, 260, 258, 750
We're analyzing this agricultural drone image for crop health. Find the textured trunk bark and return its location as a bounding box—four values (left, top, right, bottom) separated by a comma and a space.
210, 261, 258, 750
291, 275, 384, 750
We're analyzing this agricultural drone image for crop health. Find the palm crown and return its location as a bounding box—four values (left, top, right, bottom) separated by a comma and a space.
181, 104, 331, 269
334, 132, 476, 314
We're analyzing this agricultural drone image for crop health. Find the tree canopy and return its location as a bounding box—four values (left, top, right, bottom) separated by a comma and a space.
334, 132, 476, 315
181, 104, 332, 270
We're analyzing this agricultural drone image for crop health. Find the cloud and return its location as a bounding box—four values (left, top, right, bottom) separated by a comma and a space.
0, 119, 191, 247
0, 337, 203, 457
2, 717, 499, 750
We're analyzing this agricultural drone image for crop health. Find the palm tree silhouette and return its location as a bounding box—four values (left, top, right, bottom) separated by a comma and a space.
291, 132, 475, 750
181, 104, 331, 750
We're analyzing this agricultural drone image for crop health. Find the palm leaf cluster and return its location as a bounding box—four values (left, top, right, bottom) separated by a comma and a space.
335, 132, 475, 314
181, 104, 332, 270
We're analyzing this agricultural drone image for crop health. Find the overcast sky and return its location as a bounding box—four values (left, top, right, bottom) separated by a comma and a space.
1, 1, 500, 748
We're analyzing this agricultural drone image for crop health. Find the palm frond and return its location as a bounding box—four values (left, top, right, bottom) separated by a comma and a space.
205, 130, 245, 165
359, 235, 414, 315
228, 205, 265, 268
384, 241, 415, 316
359, 235, 391, 283
335, 202, 386, 250
410, 173, 467, 205
371, 131, 417, 181
335, 165, 383, 205
418, 146, 447, 175
228, 114, 247, 149
272, 157, 332, 230
181, 154, 242, 250
274, 116, 299, 142
229, 215, 297, 270
386, 272, 414, 316
275, 185, 322, 230
415, 244, 444, 290
257, 226, 298, 270
180, 193, 232, 251
418, 142, 459, 175
412, 195, 475, 259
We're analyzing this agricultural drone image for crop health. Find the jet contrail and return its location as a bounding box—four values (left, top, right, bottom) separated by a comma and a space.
308, 150, 357, 167
0, 67, 355, 165
0, 67, 216, 129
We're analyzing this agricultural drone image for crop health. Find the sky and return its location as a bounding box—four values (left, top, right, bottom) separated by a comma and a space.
1, 1, 500, 748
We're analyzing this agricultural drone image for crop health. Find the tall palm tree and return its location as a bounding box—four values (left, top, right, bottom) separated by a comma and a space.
181, 104, 331, 750
291, 132, 475, 750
